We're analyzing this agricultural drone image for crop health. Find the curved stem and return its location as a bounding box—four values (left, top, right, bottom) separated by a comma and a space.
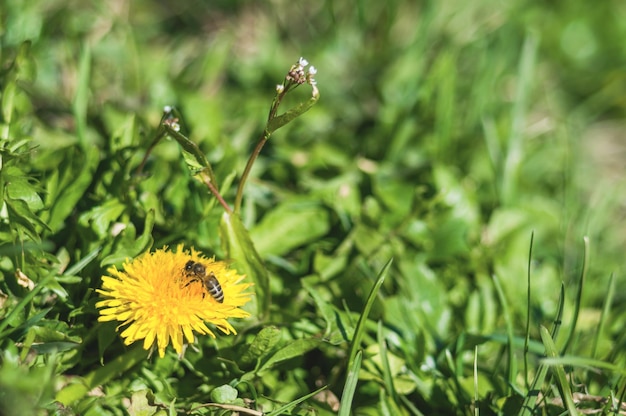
199, 171, 232, 214
233, 86, 289, 214
233, 131, 270, 214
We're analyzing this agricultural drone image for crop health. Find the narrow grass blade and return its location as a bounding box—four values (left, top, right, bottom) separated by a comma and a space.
541, 356, 626, 376
551, 282, 565, 340
347, 258, 393, 373
474, 346, 479, 416
518, 281, 567, 415
523, 231, 534, 389
517, 354, 549, 416
539, 326, 578, 415
64, 246, 101, 276
266, 385, 328, 416
73, 42, 90, 145
0, 273, 55, 337
501, 31, 539, 204
377, 320, 398, 404
492, 273, 516, 391
593, 273, 615, 359
561, 236, 589, 355
339, 349, 363, 416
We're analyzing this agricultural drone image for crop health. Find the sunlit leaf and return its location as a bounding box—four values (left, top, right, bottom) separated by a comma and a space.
220, 211, 269, 318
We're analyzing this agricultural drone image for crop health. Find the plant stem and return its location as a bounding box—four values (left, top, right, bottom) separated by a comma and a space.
233, 87, 288, 214
199, 170, 232, 214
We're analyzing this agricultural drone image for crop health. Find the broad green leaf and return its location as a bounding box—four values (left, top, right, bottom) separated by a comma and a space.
220, 211, 269, 318
240, 326, 282, 366
302, 276, 353, 344
78, 198, 126, 239
127, 391, 159, 416
210, 385, 239, 403
31, 325, 81, 344
4, 166, 44, 211
5, 197, 49, 240
258, 338, 321, 373
45, 147, 99, 233
99, 209, 155, 266
250, 201, 329, 257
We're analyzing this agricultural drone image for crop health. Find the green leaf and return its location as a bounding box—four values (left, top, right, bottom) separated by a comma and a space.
99, 209, 155, 266
0, 274, 55, 339
45, 147, 99, 233
347, 258, 393, 373
250, 200, 329, 257
127, 390, 159, 416
73, 43, 90, 144
78, 198, 126, 239
31, 325, 81, 344
240, 326, 282, 366
265, 385, 328, 416
1, 81, 16, 130
56, 346, 148, 406
258, 338, 321, 373
5, 196, 49, 240
539, 326, 578, 415
4, 166, 44, 211
210, 385, 239, 403
302, 276, 353, 344
338, 350, 362, 416
267, 88, 320, 134
220, 211, 269, 318
162, 123, 217, 186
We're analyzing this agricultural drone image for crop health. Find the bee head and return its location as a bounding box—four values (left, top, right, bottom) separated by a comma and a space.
185, 260, 206, 277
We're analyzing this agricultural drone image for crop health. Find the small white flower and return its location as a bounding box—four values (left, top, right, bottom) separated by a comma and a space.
308, 66, 317, 75
163, 105, 173, 113
298, 57, 309, 67
276, 84, 285, 93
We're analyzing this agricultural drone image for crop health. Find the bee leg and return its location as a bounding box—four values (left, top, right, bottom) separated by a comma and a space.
184, 278, 199, 288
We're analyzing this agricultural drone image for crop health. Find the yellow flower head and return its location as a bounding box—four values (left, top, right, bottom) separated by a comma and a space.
96, 244, 252, 358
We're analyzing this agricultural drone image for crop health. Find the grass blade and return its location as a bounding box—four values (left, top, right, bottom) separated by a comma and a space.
347, 258, 393, 373
266, 385, 328, 416
593, 273, 615, 359
378, 320, 397, 404
492, 273, 516, 391
524, 231, 534, 389
561, 236, 589, 355
540, 326, 578, 415
501, 30, 539, 203
339, 350, 363, 416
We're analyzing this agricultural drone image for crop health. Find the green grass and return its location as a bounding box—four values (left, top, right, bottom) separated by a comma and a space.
1, 0, 626, 415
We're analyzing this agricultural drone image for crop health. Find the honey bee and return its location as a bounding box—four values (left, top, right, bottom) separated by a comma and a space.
184, 260, 224, 303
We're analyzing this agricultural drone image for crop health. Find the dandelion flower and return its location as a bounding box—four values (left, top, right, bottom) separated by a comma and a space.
96, 244, 252, 358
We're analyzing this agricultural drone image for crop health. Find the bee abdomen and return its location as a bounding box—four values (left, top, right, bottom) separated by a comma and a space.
205, 272, 224, 303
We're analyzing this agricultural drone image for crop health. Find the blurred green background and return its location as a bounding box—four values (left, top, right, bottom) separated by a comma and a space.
1, 0, 626, 414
